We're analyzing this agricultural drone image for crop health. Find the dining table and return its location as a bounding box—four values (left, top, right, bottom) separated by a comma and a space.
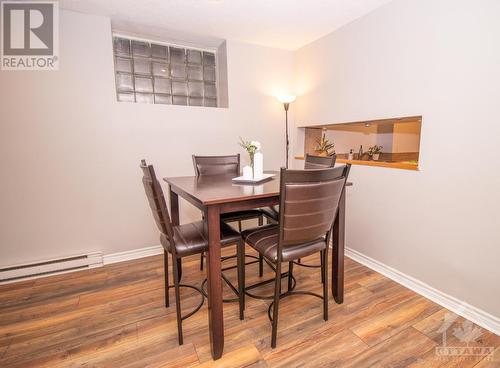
164, 171, 349, 360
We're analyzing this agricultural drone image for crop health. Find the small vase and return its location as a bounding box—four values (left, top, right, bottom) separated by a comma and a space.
372, 153, 380, 161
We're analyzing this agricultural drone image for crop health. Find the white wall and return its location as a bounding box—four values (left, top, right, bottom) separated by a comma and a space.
293, 0, 500, 317
0, 10, 293, 266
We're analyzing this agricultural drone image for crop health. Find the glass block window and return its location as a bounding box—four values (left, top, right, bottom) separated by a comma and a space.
113, 36, 218, 107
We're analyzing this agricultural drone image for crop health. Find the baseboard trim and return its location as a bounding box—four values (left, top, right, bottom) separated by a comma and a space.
103, 245, 163, 265
345, 247, 500, 336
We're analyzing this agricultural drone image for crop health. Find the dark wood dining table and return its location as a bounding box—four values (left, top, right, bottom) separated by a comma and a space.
164, 171, 348, 360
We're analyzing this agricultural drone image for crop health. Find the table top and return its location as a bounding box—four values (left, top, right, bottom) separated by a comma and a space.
164, 171, 280, 206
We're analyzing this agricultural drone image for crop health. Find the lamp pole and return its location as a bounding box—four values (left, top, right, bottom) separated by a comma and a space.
277, 95, 295, 169
284, 102, 290, 169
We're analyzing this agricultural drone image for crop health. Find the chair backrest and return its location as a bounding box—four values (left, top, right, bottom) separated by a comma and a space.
278, 164, 350, 251
140, 160, 175, 244
192, 154, 240, 176
304, 153, 336, 169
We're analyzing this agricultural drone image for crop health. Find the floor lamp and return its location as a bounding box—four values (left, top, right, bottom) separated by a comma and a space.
277, 95, 296, 168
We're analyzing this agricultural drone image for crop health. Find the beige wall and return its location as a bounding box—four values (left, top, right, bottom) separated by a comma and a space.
293, 0, 500, 317
0, 10, 293, 265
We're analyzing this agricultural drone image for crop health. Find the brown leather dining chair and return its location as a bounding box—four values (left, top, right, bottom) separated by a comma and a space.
241, 164, 350, 348
192, 154, 268, 277
140, 160, 245, 345
304, 153, 337, 169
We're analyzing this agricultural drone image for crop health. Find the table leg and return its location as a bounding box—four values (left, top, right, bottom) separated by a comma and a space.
332, 187, 346, 303
206, 205, 224, 359
169, 189, 179, 226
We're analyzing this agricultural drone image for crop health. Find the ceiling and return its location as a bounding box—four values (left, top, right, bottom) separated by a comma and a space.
59, 0, 393, 50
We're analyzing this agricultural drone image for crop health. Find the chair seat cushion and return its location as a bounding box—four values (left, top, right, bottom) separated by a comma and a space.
221, 209, 263, 223
260, 206, 279, 222
241, 224, 326, 262
161, 221, 241, 257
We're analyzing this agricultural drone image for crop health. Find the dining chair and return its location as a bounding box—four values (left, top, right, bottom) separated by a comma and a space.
304, 153, 337, 169
261, 153, 338, 275
140, 160, 245, 345
241, 164, 350, 348
192, 154, 268, 277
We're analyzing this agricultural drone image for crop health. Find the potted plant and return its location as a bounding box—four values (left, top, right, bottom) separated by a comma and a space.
368, 145, 383, 160
314, 132, 335, 157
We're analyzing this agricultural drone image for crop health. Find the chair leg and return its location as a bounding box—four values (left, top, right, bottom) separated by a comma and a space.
257, 216, 265, 277
320, 251, 325, 284
322, 247, 329, 321
271, 260, 282, 348
237, 240, 245, 320
177, 258, 182, 281
287, 262, 294, 292
259, 255, 264, 277
164, 250, 169, 308
201, 214, 206, 271
238, 220, 242, 232
172, 254, 183, 345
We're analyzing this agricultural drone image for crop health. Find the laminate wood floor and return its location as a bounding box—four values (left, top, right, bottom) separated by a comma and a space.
1, 248, 498, 367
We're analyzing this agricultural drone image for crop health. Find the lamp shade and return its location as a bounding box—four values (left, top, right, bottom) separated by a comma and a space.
277, 95, 296, 104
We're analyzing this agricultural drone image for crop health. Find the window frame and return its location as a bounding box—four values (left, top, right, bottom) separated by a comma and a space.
112, 33, 219, 108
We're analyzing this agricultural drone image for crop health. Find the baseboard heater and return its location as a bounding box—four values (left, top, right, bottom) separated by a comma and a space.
0, 252, 103, 284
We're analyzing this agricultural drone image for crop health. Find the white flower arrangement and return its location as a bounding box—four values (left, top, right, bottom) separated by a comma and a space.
250, 141, 261, 151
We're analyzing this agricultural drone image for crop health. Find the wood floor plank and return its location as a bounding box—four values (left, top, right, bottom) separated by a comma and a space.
1, 322, 138, 368
350, 293, 442, 346
263, 328, 368, 367
344, 265, 386, 289
1, 291, 165, 354
0, 271, 109, 310
65, 341, 199, 368
77, 277, 164, 308
195, 344, 264, 368
473, 346, 500, 367
0, 295, 80, 326
341, 327, 437, 368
